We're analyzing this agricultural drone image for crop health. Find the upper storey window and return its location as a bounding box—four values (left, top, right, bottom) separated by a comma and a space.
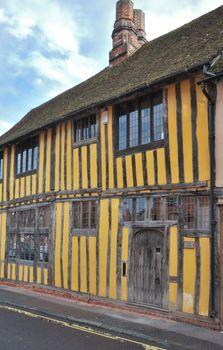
16, 137, 39, 176
0, 153, 3, 181
117, 93, 164, 151
73, 115, 97, 143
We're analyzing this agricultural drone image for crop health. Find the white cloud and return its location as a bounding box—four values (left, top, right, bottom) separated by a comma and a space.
0, 120, 14, 136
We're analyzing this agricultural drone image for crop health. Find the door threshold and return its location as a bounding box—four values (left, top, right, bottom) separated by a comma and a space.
126, 302, 169, 313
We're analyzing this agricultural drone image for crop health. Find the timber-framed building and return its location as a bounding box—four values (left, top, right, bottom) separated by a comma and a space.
0, 0, 223, 329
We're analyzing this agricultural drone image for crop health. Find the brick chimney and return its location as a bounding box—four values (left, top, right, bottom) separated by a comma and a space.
109, 0, 147, 67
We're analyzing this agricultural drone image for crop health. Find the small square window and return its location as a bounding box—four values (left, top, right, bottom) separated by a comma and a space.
73, 115, 97, 143
73, 201, 97, 230
135, 198, 146, 221
123, 198, 133, 222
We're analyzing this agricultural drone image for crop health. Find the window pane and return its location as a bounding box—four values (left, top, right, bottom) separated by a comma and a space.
82, 201, 89, 228
20, 234, 35, 261
198, 197, 209, 229
129, 110, 138, 147
166, 197, 178, 220
17, 152, 21, 174
74, 202, 82, 228
27, 148, 32, 171
183, 196, 195, 229
136, 198, 146, 221
141, 108, 150, 144
150, 197, 161, 220
123, 198, 133, 222
39, 234, 48, 262
90, 116, 96, 138
22, 150, 27, 173
33, 146, 39, 170
119, 115, 127, 150
153, 103, 164, 141
8, 233, 17, 259
90, 201, 97, 228
0, 158, 3, 180
83, 118, 89, 140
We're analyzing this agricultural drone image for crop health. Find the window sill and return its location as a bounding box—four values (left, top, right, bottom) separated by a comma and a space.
116, 139, 164, 157
73, 137, 97, 148
72, 228, 97, 236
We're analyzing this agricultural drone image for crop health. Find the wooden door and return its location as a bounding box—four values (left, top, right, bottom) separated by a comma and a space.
129, 228, 166, 308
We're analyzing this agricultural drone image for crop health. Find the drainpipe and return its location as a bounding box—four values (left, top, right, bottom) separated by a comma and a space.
200, 81, 216, 317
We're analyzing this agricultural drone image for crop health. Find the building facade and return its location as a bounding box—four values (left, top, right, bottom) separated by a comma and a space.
0, 0, 223, 329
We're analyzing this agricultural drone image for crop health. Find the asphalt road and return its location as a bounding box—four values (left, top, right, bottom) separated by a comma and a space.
0, 308, 161, 350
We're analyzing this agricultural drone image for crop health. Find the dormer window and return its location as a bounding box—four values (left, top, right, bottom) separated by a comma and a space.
16, 137, 39, 176
117, 92, 164, 152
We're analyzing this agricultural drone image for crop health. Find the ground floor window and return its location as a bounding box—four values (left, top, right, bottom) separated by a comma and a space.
73, 200, 98, 231
122, 195, 210, 231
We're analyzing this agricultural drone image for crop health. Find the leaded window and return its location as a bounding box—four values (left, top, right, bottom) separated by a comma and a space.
16, 137, 39, 175
150, 197, 162, 221
198, 197, 209, 229
73, 201, 97, 230
0, 153, 3, 180
73, 115, 97, 143
123, 198, 133, 222
183, 196, 196, 229
135, 197, 146, 221
117, 92, 164, 151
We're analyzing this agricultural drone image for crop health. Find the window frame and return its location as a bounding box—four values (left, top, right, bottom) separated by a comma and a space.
72, 200, 98, 235
116, 92, 164, 155
15, 137, 39, 177
73, 114, 98, 146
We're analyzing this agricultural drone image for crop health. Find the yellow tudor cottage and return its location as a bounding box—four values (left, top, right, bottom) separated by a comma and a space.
0, 0, 223, 329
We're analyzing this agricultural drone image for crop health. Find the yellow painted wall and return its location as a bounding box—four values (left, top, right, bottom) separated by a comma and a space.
183, 237, 196, 314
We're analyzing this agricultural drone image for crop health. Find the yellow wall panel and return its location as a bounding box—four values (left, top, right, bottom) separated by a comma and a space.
196, 80, 210, 181
26, 176, 31, 197
62, 203, 70, 289
109, 199, 119, 299
116, 157, 123, 189
135, 153, 144, 187
38, 131, 45, 194
71, 236, 79, 291
169, 282, 178, 310
80, 236, 87, 293
108, 106, 114, 189
61, 123, 65, 191
20, 177, 25, 198
146, 151, 155, 186
19, 265, 23, 281
183, 238, 196, 314
169, 226, 178, 277
10, 145, 15, 200
89, 237, 96, 295
55, 203, 62, 288
7, 263, 11, 279
157, 148, 167, 185
32, 174, 37, 195
0, 183, 3, 202
44, 268, 48, 285
81, 146, 88, 189
99, 199, 109, 297
66, 121, 72, 191
3, 148, 8, 202
45, 128, 52, 193
168, 84, 179, 184
100, 114, 106, 190
125, 155, 133, 188
90, 144, 98, 189
55, 125, 61, 191
11, 263, 16, 280
0, 213, 7, 261
24, 265, 28, 282
121, 227, 129, 301
0, 263, 4, 278
37, 267, 41, 284
29, 266, 34, 283
181, 80, 193, 183
73, 148, 80, 190
199, 237, 210, 316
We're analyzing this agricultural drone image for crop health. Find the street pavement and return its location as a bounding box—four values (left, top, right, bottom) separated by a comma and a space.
0, 284, 222, 350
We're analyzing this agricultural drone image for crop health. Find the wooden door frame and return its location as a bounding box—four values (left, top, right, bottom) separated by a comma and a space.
128, 225, 169, 310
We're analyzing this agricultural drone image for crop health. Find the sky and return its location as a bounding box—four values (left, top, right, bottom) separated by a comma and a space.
0, 0, 222, 136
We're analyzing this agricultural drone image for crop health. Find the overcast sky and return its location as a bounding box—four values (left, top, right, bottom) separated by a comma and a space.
0, 0, 222, 135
